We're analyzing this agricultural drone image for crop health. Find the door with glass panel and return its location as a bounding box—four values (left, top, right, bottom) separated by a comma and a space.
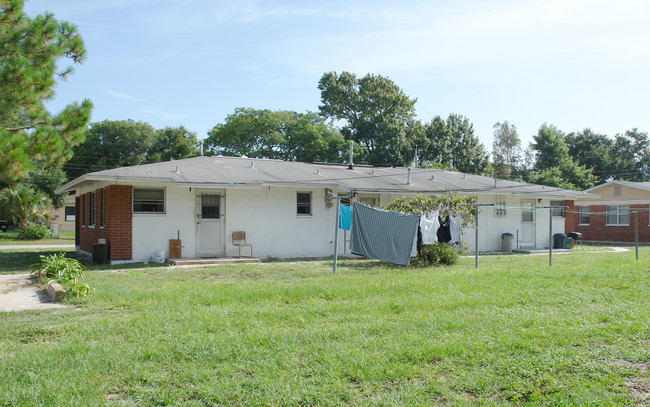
520, 199, 536, 248
195, 192, 224, 256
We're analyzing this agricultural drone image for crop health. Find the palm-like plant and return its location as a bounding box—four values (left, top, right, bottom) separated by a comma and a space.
0, 184, 51, 226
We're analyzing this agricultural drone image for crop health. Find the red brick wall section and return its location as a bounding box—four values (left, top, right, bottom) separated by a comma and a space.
566, 201, 650, 242
75, 197, 80, 246
78, 185, 133, 261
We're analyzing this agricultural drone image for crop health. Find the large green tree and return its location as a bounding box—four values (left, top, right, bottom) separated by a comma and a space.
0, 0, 92, 185
318, 71, 417, 166
419, 114, 489, 174
529, 124, 596, 190
148, 126, 200, 162
205, 108, 351, 163
611, 128, 650, 182
65, 120, 156, 178
565, 128, 613, 184
491, 121, 521, 180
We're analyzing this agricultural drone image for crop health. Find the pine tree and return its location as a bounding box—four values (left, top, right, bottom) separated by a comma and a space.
0, 0, 92, 185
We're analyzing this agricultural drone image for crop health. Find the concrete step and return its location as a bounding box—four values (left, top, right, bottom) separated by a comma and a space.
169, 257, 260, 266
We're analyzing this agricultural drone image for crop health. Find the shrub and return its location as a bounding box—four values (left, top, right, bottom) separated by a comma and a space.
411, 243, 460, 267
30, 252, 94, 297
18, 221, 50, 240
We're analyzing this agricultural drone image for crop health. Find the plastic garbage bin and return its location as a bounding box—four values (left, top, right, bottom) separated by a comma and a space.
0, 220, 7, 233
553, 233, 566, 249
501, 233, 514, 252
564, 237, 574, 250
92, 243, 110, 265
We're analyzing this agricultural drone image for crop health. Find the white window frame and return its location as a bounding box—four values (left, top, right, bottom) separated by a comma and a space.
606, 205, 629, 226
578, 206, 590, 225
550, 200, 564, 218
89, 192, 96, 227
297, 192, 312, 216
133, 188, 166, 214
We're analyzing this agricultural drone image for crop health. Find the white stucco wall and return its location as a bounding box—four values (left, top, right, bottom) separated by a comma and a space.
79, 180, 566, 262
224, 187, 335, 258
131, 184, 197, 262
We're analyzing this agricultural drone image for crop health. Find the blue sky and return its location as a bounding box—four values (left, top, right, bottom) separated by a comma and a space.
25, 0, 650, 152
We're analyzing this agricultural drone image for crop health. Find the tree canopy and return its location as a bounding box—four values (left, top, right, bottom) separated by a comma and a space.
318, 71, 417, 166
491, 121, 521, 180
65, 120, 200, 178
419, 114, 489, 174
528, 124, 596, 190
205, 108, 351, 163
0, 0, 92, 185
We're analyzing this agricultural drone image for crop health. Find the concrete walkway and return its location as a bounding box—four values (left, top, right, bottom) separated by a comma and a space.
0, 273, 65, 312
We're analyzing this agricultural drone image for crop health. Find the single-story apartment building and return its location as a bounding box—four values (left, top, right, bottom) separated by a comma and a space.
56, 156, 592, 263
565, 180, 650, 243
48, 193, 77, 234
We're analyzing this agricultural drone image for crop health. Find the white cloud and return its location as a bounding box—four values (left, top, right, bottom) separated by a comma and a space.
107, 91, 142, 102
141, 109, 190, 121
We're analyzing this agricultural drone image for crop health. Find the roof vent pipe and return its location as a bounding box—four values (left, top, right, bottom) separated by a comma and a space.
371, 168, 375, 175
348, 140, 354, 170
250, 160, 254, 168
175, 165, 180, 174
199, 140, 204, 156
316, 169, 321, 175
463, 173, 466, 179
430, 174, 435, 180
449, 159, 453, 171
407, 167, 412, 185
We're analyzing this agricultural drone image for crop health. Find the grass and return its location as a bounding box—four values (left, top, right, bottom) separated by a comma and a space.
1, 249, 649, 405
0, 228, 74, 246
0, 249, 170, 274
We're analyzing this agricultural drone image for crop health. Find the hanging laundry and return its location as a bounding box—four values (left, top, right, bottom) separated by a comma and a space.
420, 210, 439, 244
350, 202, 419, 265
338, 203, 351, 230
436, 215, 451, 243
450, 214, 463, 243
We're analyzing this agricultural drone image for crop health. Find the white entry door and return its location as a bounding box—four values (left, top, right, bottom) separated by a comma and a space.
196, 192, 225, 256
520, 199, 536, 248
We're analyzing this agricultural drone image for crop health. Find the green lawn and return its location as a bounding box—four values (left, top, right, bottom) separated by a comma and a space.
0, 228, 74, 246
1, 250, 648, 406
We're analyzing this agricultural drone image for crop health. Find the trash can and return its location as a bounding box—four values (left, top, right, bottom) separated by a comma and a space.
564, 237, 574, 249
501, 233, 514, 252
0, 220, 7, 233
553, 233, 566, 249
92, 243, 110, 265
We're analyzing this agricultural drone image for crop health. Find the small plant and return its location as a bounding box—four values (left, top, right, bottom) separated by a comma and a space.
411, 243, 460, 267
30, 252, 94, 297
18, 221, 49, 240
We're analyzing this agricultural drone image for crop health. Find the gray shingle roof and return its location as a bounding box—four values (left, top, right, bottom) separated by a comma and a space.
58, 156, 593, 199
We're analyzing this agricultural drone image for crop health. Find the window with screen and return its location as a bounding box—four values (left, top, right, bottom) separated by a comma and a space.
551, 200, 564, 217
606, 205, 629, 225
133, 188, 165, 213
578, 206, 590, 225
297, 192, 312, 215
90, 192, 96, 226
64, 206, 75, 222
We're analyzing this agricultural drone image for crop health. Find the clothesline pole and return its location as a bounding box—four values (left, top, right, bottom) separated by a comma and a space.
635, 209, 639, 261
460, 203, 494, 269
474, 205, 479, 269
333, 197, 341, 275
332, 194, 353, 275
549, 207, 553, 266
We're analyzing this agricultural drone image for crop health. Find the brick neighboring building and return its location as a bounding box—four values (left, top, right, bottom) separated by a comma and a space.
565, 181, 650, 243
